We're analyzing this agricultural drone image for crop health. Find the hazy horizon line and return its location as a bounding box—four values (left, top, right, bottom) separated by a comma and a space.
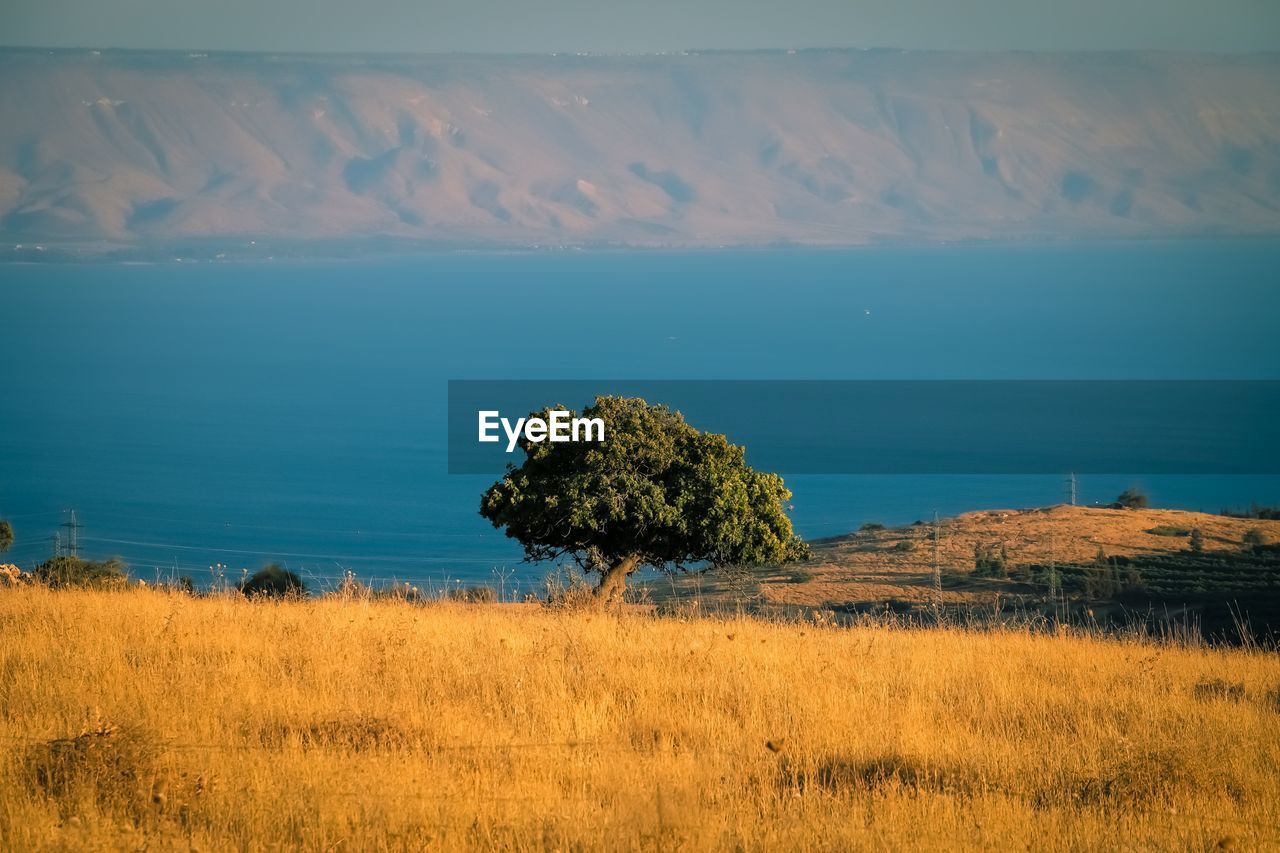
3, 43, 1279, 60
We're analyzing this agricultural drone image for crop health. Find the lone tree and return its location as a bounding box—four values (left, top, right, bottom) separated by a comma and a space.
0, 520, 12, 553
480, 396, 809, 603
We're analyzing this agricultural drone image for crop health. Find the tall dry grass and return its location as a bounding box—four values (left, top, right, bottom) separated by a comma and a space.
1, 586, 1278, 850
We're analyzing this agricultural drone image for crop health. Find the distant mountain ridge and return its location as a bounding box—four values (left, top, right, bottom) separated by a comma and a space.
1, 48, 1278, 251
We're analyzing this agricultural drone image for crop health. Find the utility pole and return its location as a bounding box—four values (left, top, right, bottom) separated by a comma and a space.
1047, 535, 1059, 601
932, 510, 942, 612
51, 531, 62, 558
1068, 473, 1078, 507
62, 510, 80, 559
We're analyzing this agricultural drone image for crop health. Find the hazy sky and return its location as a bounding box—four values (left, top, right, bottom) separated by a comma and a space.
4, 0, 1279, 54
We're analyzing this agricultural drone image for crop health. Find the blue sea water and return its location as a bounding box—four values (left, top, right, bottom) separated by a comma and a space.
2, 243, 1279, 593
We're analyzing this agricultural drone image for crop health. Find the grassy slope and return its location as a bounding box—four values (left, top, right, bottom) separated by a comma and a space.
660, 505, 1280, 612
2, 587, 1279, 850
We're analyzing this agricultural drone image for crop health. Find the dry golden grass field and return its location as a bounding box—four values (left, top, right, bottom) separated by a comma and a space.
2, 586, 1280, 851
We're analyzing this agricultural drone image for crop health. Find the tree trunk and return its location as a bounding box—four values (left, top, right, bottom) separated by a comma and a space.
594, 554, 641, 605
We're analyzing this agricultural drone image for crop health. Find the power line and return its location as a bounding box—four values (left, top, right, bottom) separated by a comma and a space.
78, 535, 502, 564
0, 510, 64, 520
80, 508, 485, 541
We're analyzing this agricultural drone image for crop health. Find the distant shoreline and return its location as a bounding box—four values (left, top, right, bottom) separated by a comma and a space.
5, 232, 1280, 265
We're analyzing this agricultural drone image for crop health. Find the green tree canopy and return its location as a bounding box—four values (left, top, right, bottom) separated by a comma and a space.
480, 396, 808, 602
0, 520, 12, 553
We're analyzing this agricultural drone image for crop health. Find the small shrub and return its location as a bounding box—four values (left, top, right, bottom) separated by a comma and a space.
782, 752, 974, 797
1062, 746, 1204, 807
22, 714, 205, 823
973, 542, 1008, 577
257, 716, 412, 752
1082, 563, 1120, 599
1147, 525, 1191, 537
34, 556, 128, 589
0, 519, 12, 552
1243, 528, 1270, 547
546, 585, 599, 610
859, 522, 886, 533
892, 540, 916, 552
449, 585, 498, 603
240, 564, 306, 599
1221, 504, 1280, 520
1189, 528, 1205, 554
1194, 679, 1246, 703
1113, 489, 1149, 509
1122, 565, 1145, 592
1034, 565, 1062, 593
788, 569, 816, 584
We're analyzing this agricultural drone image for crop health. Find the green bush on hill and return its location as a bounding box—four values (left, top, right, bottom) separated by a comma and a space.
448, 585, 498, 603
973, 542, 1008, 578
1113, 489, 1149, 509
34, 556, 128, 589
240, 564, 306, 599
1221, 504, 1280, 520
1147, 525, 1191, 537
1244, 528, 1270, 548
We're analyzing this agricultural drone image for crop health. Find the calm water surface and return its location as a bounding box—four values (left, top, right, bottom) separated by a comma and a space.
2, 243, 1279, 591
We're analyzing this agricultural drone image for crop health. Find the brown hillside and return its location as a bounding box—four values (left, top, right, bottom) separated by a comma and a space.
4, 50, 1280, 251
660, 505, 1280, 611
